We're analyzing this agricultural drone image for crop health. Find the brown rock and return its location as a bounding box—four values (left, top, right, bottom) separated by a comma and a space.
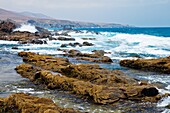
18, 51, 70, 73
0, 21, 16, 33
15, 52, 162, 104
0, 93, 79, 113
120, 57, 170, 74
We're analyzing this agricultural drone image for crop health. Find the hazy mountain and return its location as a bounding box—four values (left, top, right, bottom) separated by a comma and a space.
19, 11, 53, 19
0, 8, 130, 28
0, 8, 29, 23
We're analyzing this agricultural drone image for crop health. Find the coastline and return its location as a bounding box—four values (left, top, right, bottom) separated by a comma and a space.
0, 21, 170, 112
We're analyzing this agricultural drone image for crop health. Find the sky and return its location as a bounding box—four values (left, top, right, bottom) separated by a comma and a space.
0, 0, 170, 27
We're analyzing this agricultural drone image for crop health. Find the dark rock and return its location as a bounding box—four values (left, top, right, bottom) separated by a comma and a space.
61, 44, 68, 47
141, 87, 159, 96
82, 38, 96, 40
12, 46, 18, 49
31, 39, 44, 44
57, 37, 75, 41
83, 41, 94, 46
48, 37, 57, 40
0, 21, 16, 33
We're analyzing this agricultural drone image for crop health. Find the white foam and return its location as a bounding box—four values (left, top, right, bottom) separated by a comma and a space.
166, 85, 170, 90
0, 40, 18, 44
162, 109, 170, 113
14, 24, 38, 33
109, 33, 170, 58
157, 96, 170, 107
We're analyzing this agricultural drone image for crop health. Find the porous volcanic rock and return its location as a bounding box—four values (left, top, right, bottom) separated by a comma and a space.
0, 93, 79, 113
120, 57, 170, 74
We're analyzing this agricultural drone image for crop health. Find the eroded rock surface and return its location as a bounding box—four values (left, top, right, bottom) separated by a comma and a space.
0, 21, 16, 33
64, 49, 113, 63
0, 93, 79, 113
15, 52, 162, 104
120, 57, 170, 74
0, 21, 50, 44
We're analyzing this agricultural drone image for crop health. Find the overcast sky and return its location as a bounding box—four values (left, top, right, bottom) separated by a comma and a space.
0, 0, 170, 27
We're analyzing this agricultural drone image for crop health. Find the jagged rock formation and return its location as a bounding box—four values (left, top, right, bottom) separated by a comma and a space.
15, 52, 163, 105
0, 93, 80, 113
120, 57, 170, 74
62, 49, 113, 63
0, 21, 50, 44
0, 20, 16, 34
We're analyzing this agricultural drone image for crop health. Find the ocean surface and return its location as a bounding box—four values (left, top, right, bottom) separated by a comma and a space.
1, 26, 170, 112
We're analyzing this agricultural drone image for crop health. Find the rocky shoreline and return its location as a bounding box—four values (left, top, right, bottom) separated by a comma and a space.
120, 57, 170, 74
0, 93, 80, 113
15, 52, 164, 105
1, 20, 170, 112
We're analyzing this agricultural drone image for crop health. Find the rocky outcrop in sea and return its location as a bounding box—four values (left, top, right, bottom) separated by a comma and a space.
15, 52, 164, 105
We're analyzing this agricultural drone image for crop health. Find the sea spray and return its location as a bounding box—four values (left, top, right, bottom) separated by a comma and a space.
14, 24, 38, 33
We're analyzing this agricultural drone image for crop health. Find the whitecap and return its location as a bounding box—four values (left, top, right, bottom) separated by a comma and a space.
157, 96, 170, 107
13, 24, 38, 33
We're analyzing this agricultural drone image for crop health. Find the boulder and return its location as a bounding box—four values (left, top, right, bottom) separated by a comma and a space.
12, 46, 18, 49
82, 38, 96, 40
57, 37, 75, 41
82, 41, 94, 46
30, 39, 47, 44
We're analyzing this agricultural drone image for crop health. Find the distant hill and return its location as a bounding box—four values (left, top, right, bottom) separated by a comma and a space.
0, 8, 30, 23
19, 11, 53, 19
0, 8, 130, 28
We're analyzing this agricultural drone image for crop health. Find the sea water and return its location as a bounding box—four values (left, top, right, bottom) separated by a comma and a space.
0, 27, 170, 112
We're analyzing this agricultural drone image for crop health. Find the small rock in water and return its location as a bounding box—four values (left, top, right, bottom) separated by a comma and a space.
12, 46, 18, 49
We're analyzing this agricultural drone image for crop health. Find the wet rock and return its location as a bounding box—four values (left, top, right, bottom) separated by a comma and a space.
65, 49, 113, 63
12, 46, 18, 49
57, 37, 75, 41
18, 51, 70, 72
82, 41, 94, 46
0, 22, 51, 45
68, 49, 81, 57
0, 93, 79, 113
82, 38, 96, 40
69, 42, 82, 47
16, 52, 162, 104
0, 31, 39, 41
0, 21, 16, 33
120, 57, 170, 74
16, 63, 161, 104
61, 44, 68, 47
92, 50, 105, 57
30, 39, 47, 44
76, 56, 112, 63
48, 37, 57, 40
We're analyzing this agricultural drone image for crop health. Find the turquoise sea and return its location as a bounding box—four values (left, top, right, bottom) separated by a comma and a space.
0, 27, 170, 112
